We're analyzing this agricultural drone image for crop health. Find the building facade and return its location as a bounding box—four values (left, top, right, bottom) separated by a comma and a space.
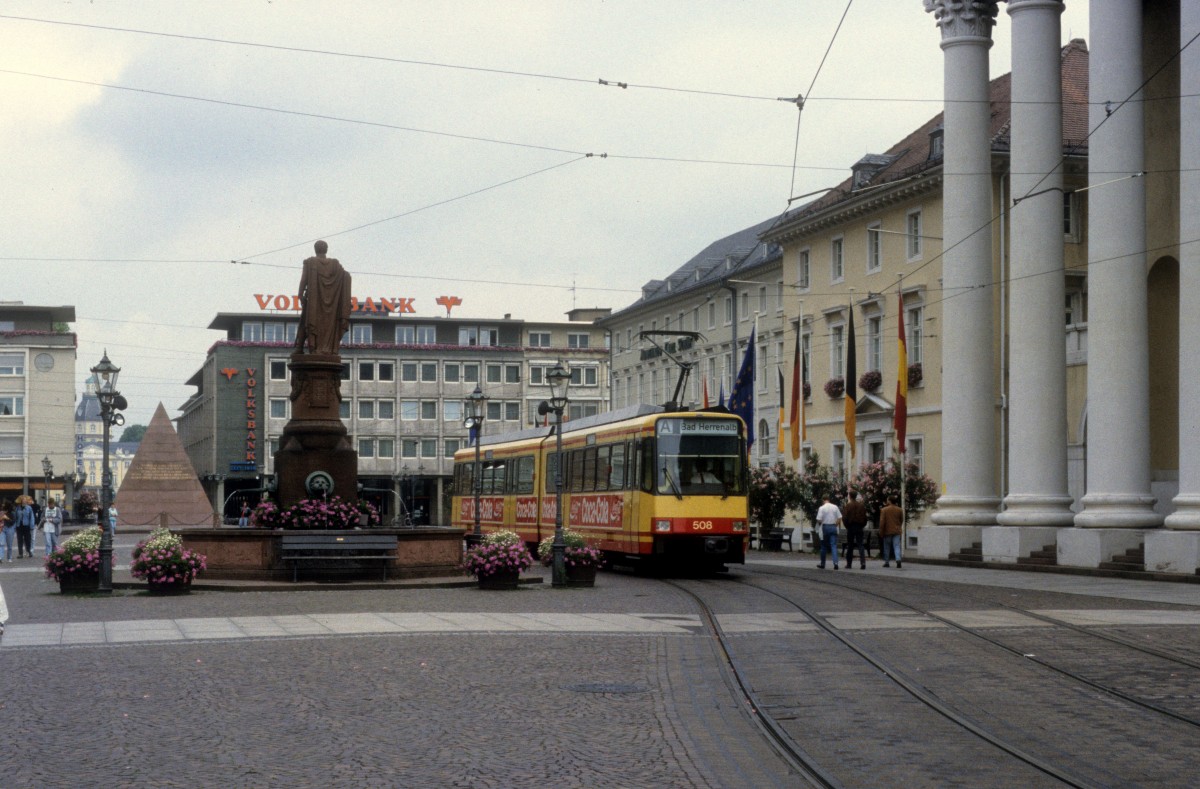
177, 303, 610, 525
0, 303, 77, 506
74, 372, 136, 499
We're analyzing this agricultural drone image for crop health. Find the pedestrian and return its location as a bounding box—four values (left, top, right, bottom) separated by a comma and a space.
879, 495, 904, 568
107, 504, 118, 535
842, 490, 868, 569
238, 501, 251, 528
41, 497, 63, 557
14, 496, 36, 559
0, 576, 7, 637
0, 500, 14, 562
815, 494, 842, 570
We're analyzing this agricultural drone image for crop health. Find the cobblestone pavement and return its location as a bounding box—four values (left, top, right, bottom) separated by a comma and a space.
2, 549, 1197, 787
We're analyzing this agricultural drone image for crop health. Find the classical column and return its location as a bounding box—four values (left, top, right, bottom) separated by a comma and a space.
997, 0, 1074, 527
1166, 2, 1200, 529
925, 0, 1001, 526
1074, 0, 1160, 528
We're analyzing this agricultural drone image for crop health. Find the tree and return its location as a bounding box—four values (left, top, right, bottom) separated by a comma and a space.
851, 456, 939, 525
747, 462, 804, 532
795, 452, 848, 528
118, 424, 147, 444
75, 489, 100, 520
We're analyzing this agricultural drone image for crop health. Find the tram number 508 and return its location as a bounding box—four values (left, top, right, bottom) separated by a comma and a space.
691, 521, 714, 530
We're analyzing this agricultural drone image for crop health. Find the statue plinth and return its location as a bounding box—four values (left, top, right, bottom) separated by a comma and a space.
273, 352, 358, 508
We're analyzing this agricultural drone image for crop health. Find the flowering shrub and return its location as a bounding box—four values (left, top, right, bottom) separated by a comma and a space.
484, 529, 522, 546
537, 529, 603, 568
851, 457, 939, 525
44, 527, 110, 581
908, 363, 924, 388
858, 369, 882, 393
130, 528, 207, 585
749, 463, 805, 532
824, 377, 845, 399
251, 500, 284, 529
797, 452, 848, 528
463, 537, 533, 579
75, 490, 100, 520
356, 499, 382, 527
252, 496, 376, 530
803, 381, 812, 400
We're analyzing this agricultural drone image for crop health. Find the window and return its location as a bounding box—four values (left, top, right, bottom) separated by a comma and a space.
758, 420, 770, 457
487, 401, 502, 421
529, 331, 550, 347
269, 360, 288, 380
269, 398, 288, 419
459, 326, 478, 346
340, 363, 350, 380
798, 248, 811, 290
505, 364, 521, 384
359, 400, 375, 419
567, 402, 600, 420
867, 315, 882, 372
907, 209, 923, 260
400, 362, 417, 382
831, 236, 844, 282
505, 402, 520, 421
359, 362, 375, 381
0, 436, 22, 457
692, 307, 700, 330
831, 324, 845, 378
359, 439, 375, 458
1066, 288, 1088, 326
906, 306, 923, 365
443, 400, 462, 421
868, 438, 886, 464
402, 439, 418, 458
740, 291, 749, 321
569, 366, 599, 387
867, 222, 882, 273
263, 322, 287, 342
339, 401, 351, 419
486, 364, 502, 384
421, 439, 438, 458
444, 438, 461, 457
351, 324, 372, 344
480, 327, 499, 346
241, 322, 263, 342
776, 281, 784, 312
1064, 192, 1080, 241
0, 354, 24, 376
401, 401, 419, 421
568, 333, 590, 349
724, 295, 733, 325
378, 362, 394, 381
396, 325, 415, 344
907, 437, 924, 473
421, 401, 437, 420
416, 326, 436, 344
529, 365, 544, 385
832, 442, 847, 475
759, 286, 767, 314
378, 400, 394, 420
378, 438, 395, 458
444, 362, 460, 383
708, 302, 716, 328
421, 362, 438, 382
463, 363, 480, 383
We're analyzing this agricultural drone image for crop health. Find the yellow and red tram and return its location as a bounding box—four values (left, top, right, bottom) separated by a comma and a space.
451, 405, 749, 569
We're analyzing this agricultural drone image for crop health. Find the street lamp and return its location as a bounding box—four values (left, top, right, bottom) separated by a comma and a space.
90, 351, 127, 594
545, 361, 571, 588
464, 384, 488, 545
42, 456, 53, 507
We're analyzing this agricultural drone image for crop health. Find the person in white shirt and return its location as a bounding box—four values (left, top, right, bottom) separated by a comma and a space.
41, 497, 63, 556
814, 494, 843, 570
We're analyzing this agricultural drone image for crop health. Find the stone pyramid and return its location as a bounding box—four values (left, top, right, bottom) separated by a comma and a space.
114, 403, 214, 528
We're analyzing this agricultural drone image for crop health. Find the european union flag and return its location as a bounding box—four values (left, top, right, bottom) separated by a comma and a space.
728, 327, 756, 452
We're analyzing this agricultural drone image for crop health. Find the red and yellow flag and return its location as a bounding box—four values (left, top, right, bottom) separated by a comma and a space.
789, 328, 803, 458
777, 368, 786, 454
702, 377, 710, 409
894, 292, 908, 450
844, 307, 857, 459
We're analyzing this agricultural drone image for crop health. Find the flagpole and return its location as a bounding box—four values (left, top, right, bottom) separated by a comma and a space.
898, 274, 907, 548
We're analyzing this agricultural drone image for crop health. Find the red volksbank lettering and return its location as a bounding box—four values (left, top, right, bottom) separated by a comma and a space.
253, 294, 423, 314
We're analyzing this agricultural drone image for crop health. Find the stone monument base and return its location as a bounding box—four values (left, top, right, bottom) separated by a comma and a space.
275, 353, 358, 507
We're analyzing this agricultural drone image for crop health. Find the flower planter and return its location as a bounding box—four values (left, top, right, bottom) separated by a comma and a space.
58, 571, 99, 594
147, 579, 192, 596
477, 569, 521, 590
565, 564, 597, 587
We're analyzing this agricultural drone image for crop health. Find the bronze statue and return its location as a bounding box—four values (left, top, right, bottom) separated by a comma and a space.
294, 240, 352, 355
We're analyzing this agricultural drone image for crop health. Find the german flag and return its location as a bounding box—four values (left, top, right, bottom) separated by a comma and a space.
894, 291, 907, 450
845, 306, 857, 459
789, 327, 803, 458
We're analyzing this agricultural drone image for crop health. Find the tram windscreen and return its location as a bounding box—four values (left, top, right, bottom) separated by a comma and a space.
654, 417, 745, 496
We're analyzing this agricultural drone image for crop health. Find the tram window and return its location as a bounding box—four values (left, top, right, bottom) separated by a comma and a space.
582, 447, 598, 492
545, 452, 559, 493
568, 449, 586, 492
609, 444, 626, 490
594, 446, 610, 491
640, 440, 656, 492
484, 462, 506, 494
515, 456, 535, 494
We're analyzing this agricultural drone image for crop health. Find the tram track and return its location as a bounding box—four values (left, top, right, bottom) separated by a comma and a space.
666, 576, 1104, 789
744, 564, 1200, 729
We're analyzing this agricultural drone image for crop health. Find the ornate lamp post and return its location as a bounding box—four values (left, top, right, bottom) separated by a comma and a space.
90, 351, 127, 594
464, 384, 488, 545
545, 361, 571, 587
41, 455, 53, 507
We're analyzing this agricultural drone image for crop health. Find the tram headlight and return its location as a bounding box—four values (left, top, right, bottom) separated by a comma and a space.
654, 519, 672, 533
732, 521, 747, 532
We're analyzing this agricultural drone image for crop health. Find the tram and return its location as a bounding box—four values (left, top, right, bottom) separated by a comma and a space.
451, 404, 749, 569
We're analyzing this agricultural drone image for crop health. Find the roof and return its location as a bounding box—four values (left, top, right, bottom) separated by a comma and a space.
0, 303, 76, 323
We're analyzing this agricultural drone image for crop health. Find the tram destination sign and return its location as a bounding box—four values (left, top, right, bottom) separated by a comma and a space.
659, 418, 738, 436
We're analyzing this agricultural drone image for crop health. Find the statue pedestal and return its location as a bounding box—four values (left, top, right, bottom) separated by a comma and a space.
274, 353, 358, 507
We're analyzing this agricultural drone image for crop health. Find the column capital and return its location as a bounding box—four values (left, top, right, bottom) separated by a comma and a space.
924, 0, 999, 43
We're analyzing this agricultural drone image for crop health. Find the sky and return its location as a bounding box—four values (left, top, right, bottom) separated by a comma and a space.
1, 0, 1090, 427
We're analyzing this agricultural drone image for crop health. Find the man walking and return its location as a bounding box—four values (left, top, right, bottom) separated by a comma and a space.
41, 497, 63, 557
815, 494, 842, 570
879, 495, 904, 568
842, 490, 868, 569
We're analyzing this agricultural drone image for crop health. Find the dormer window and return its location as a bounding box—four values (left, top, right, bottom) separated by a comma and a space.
928, 125, 944, 160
